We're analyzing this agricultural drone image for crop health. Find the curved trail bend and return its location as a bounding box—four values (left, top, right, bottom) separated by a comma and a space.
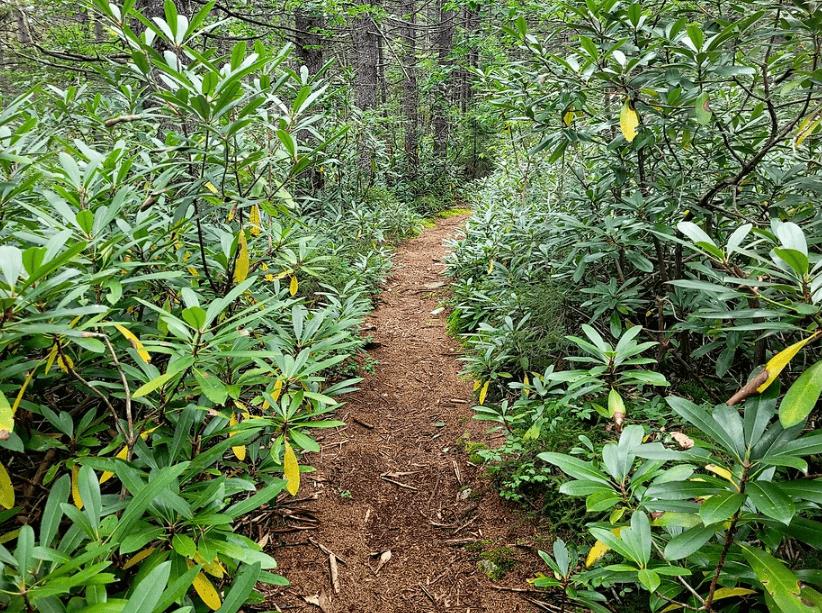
271, 215, 538, 612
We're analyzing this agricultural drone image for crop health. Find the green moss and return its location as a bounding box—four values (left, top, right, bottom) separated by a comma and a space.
436, 207, 472, 218
478, 546, 517, 580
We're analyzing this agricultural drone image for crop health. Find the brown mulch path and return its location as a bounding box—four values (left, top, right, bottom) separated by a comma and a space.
267, 215, 543, 612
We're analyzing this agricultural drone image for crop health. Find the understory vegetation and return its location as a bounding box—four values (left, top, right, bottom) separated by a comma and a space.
2, 0, 822, 611
0, 0, 462, 610
448, 1, 822, 611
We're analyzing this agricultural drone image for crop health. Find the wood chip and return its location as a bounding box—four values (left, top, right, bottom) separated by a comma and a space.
371, 549, 392, 575
329, 553, 340, 594
309, 537, 347, 565
352, 417, 375, 429
303, 593, 333, 613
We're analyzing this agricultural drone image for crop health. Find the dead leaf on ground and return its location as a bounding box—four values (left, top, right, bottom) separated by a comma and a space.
671, 431, 694, 449
370, 549, 392, 574
303, 592, 333, 613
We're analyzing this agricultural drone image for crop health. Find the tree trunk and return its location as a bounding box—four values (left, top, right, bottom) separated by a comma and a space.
351, 0, 379, 180
295, 10, 324, 75
433, 0, 454, 159
401, 0, 418, 178
15, 7, 30, 45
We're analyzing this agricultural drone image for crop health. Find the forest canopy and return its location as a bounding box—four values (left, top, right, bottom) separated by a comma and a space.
1, 0, 822, 611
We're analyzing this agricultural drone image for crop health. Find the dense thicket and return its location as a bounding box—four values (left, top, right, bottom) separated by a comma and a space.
447, 1, 822, 610
1, 0, 822, 611
0, 0, 468, 609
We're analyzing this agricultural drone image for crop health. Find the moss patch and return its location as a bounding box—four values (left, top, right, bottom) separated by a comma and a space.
436, 207, 472, 218
477, 546, 517, 580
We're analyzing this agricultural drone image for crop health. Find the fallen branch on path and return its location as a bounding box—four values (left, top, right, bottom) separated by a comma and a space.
352, 416, 375, 429
380, 473, 419, 491
309, 537, 347, 565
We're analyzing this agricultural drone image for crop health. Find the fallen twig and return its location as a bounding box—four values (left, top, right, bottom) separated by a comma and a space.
328, 553, 340, 594
352, 417, 375, 429
309, 537, 348, 565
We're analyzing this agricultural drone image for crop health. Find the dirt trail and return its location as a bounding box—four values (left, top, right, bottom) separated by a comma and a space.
269, 215, 539, 612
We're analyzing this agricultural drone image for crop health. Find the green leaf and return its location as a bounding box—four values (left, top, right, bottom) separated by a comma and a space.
779, 360, 822, 428
194, 369, 228, 405
538, 452, 610, 484
217, 562, 262, 613
700, 491, 745, 526
666, 396, 741, 458
773, 248, 809, 277
694, 93, 712, 125
741, 545, 814, 613
172, 534, 197, 558
40, 474, 70, 547
637, 568, 661, 592
664, 525, 715, 561
133, 371, 176, 399
747, 481, 795, 525
122, 560, 171, 613
153, 565, 200, 612
111, 462, 189, 541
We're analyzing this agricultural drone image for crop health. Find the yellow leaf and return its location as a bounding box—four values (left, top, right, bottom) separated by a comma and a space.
706, 464, 735, 485
229, 415, 247, 461
141, 426, 158, 441
57, 353, 74, 373
0, 461, 14, 510
122, 546, 156, 569
585, 527, 622, 568
249, 204, 262, 236
0, 529, 20, 544
563, 110, 574, 126
620, 100, 639, 142
283, 440, 300, 496
713, 587, 756, 601
196, 554, 226, 579
522, 373, 530, 398
0, 391, 12, 441
192, 571, 222, 610
187, 265, 199, 277
71, 465, 83, 509
44, 344, 58, 374
114, 323, 151, 363
226, 206, 236, 222
473, 380, 481, 392
478, 381, 490, 405
11, 370, 34, 417
100, 446, 129, 484
757, 333, 819, 393
204, 181, 219, 195
233, 229, 249, 283
272, 378, 284, 402
796, 114, 821, 147
289, 275, 299, 296
585, 539, 609, 567
487, 260, 494, 274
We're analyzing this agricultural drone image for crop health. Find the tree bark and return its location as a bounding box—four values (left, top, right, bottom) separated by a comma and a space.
433, 0, 454, 159
295, 9, 324, 75
15, 7, 30, 45
401, 0, 418, 178
351, 0, 379, 179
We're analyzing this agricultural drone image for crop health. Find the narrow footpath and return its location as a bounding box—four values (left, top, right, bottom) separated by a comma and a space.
269, 215, 540, 612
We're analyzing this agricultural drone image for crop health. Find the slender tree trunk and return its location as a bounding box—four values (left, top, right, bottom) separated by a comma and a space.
295, 9, 324, 75
433, 0, 454, 159
294, 10, 325, 192
15, 7, 30, 45
401, 0, 418, 178
351, 0, 379, 181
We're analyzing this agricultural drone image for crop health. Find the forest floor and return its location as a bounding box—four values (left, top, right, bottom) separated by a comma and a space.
266, 215, 545, 612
